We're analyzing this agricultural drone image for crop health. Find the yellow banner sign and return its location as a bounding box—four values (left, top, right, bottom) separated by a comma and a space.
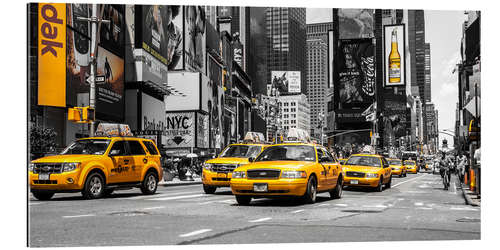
38, 3, 66, 107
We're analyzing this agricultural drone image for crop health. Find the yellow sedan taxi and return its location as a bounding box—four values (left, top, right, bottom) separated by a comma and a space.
388, 158, 406, 178
230, 142, 343, 205
404, 160, 418, 174
342, 154, 392, 192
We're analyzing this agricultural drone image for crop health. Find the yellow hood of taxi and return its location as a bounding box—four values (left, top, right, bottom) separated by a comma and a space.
31, 154, 103, 163
390, 165, 402, 168
235, 161, 316, 171
205, 157, 249, 165
342, 165, 381, 173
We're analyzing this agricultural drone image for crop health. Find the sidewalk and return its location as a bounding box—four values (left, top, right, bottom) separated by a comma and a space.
457, 174, 481, 207
159, 176, 202, 187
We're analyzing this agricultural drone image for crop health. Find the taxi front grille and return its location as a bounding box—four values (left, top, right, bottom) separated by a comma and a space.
346, 171, 365, 178
212, 164, 237, 173
33, 180, 58, 184
212, 177, 231, 181
247, 169, 281, 179
33, 164, 63, 174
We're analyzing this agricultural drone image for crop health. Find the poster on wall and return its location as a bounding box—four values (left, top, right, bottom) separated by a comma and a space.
95, 46, 125, 121
338, 9, 374, 39
335, 39, 375, 110
100, 5, 124, 57
197, 113, 209, 148
269, 71, 301, 94
384, 24, 406, 86
165, 112, 195, 148
184, 6, 206, 73
206, 57, 224, 149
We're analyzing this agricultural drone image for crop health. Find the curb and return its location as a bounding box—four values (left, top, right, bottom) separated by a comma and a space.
159, 181, 202, 187
459, 181, 480, 207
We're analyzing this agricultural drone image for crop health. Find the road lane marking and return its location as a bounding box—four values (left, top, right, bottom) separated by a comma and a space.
217, 199, 235, 204
452, 182, 457, 194
414, 202, 424, 206
179, 229, 212, 238
392, 174, 427, 188
63, 214, 96, 218
249, 217, 272, 223
123, 191, 199, 200
417, 207, 433, 210
450, 207, 479, 211
148, 194, 206, 201
291, 209, 305, 214
334, 204, 348, 207
362, 205, 387, 208
316, 204, 330, 207
142, 206, 165, 210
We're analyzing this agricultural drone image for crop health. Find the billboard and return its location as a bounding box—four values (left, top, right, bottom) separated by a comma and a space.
99, 5, 124, 57
206, 57, 224, 149
338, 9, 374, 39
165, 72, 201, 111
335, 39, 375, 110
384, 96, 408, 138
165, 112, 195, 148
95, 46, 125, 121
184, 6, 206, 73
269, 71, 301, 95
38, 3, 66, 107
197, 113, 209, 148
384, 24, 406, 86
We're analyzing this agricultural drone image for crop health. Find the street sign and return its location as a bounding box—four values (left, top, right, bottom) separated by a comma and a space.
86, 75, 106, 84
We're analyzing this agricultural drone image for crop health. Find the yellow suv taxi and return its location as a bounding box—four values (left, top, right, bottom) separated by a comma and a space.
29, 125, 163, 200
230, 142, 343, 205
388, 158, 406, 178
202, 143, 267, 194
404, 160, 418, 174
342, 154, 392, 192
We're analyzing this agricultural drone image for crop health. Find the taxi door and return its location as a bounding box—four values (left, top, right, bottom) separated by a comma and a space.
315, 147, 329, 190
126, 140, 147, 182
381, 157, 391, 183
317, 147, 336, 190
107, 140, 134, 183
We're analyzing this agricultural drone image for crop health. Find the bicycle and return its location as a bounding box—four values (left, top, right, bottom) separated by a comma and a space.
442, 167, 450, 190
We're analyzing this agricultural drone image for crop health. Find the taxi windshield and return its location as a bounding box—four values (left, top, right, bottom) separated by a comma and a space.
255, 145, 316, 162
404, 161, 415, 165
60, 139, 111, 155
346, 156, 381, 167
388, 160, 402, 165
219, 145, 262, 158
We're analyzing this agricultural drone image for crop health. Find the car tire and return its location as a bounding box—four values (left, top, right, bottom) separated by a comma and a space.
376, 177, 383, 192
330, 175, 343, 199
404, 171, 407, 177
203, 185, 217, 194
141, 171, 158, 195
82, 172, 105, 199
302, 176, 317, 204
385, 175, 392, 189
235, 195, 251, 205
31, 190, 55, 201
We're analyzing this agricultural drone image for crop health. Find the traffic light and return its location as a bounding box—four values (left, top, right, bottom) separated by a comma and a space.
68, 108, 81, 122
83, 106, 95, 122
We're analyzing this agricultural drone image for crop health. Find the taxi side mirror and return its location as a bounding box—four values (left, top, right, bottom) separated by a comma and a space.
248, 157, 255, 163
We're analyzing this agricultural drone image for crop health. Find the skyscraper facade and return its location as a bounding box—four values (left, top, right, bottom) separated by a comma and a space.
306, 22, 333, 42
279, 94, 311, 132
266, 7, 307, 94
306, 38, 328, 139
424, 43, 431, 102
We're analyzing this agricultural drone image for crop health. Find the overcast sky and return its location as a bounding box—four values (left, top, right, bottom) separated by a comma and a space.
306, 8, 467, 148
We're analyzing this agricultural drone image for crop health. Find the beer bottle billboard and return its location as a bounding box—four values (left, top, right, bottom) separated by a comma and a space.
388, 28, 401, 83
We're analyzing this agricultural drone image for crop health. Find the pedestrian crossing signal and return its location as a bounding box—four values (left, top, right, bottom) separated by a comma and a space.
68, 106, 94, 123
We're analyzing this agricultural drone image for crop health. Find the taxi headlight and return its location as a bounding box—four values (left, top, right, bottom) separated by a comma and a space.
62, 163, 80, 172
366, 173, 379, 178
203, 163, 214, 171
281, 171, 307, 179
232, 171, 246, 179
29, 163, 35, 172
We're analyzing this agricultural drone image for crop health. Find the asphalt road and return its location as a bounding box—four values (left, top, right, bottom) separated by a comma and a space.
28, 172, 480, 247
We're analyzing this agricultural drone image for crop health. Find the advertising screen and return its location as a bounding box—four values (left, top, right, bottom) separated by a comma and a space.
269, 71, 301, 95
335, 39, 375, 110
99, 5, 124, 57
165, 112, 195, 148
137, 5, 183, 70
95, 46, 124, 121
184, 6, 206, 73
338, 9, 374, 39
384, 95, 409, 139
165, 72, 201, 111
384, 24, 406, 86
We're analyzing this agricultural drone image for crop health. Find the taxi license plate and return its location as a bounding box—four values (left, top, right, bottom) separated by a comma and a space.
217, 173, 227, 178
39, 173, 50, 180
253, 183, 268, 192
350, 180, 359, 184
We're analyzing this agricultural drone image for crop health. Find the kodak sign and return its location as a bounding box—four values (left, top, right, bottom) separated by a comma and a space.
38, 3, 66, 107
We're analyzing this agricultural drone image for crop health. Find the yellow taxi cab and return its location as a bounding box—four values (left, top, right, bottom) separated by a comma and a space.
342, 154, 392, 192
29, 123, 163, 200
388, 158, 406, 177
404, 160, 418, 174
230, 129, 343, 205
202, 132, 269, 194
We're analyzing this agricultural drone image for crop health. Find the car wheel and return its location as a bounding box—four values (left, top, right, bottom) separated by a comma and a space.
82, 172, 105, 199
31, 190, 54, 201
376, 177, 383, 192
141, 171, 158, 195
203, 185, 217, 194
330, 175, 343, 199
385, 175, 392, 189
235, 195, 251, 205
303, 175, 317, 204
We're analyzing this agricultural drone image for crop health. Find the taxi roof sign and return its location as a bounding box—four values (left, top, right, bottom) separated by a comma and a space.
284, 128, 311, 143
95, 123, 134, 137
243, 132, 266, 143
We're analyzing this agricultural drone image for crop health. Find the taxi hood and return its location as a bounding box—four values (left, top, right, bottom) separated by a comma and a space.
31, 154, 104, 163
205, 157, 250, 165
342, 165, 382, 173
235, 161, 316, 171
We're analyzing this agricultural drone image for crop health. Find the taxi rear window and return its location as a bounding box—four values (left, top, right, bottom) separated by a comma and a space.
143, 141, 159, 155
